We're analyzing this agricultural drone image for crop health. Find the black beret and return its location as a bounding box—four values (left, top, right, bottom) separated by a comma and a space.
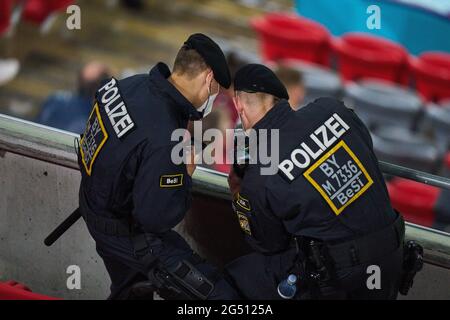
184, 33, 231, 89
234, 64, 289, 100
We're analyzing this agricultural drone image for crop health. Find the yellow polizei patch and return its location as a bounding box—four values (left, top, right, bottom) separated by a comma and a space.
303, 140, 373, 215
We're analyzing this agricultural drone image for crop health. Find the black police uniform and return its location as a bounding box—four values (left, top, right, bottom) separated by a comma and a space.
225, 66, 404, 299
77, 61, 238, 299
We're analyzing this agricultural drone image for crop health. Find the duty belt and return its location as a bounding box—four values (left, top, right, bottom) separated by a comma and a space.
325, 213, 405, 269
81, 208, 132, 237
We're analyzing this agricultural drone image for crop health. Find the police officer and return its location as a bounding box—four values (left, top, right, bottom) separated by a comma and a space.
225, 64, 405, 299
77, 33, 239, 299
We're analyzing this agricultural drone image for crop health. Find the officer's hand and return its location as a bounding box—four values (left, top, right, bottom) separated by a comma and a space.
187, 163, 196, 177
228, 168, 241, 198
186, 145, 197, 177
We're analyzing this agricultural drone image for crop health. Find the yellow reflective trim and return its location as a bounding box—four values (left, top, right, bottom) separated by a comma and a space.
303, 140, 373, 215
79, 103, 109, 176
235, 192, 251, 211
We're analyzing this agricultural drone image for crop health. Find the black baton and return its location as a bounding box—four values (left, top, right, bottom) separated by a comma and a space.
44, 208, 82, 247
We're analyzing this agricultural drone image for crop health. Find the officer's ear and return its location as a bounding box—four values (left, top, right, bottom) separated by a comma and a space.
211, 76, 220, 94
205, 68, 215, 85
232, 93, 243, 114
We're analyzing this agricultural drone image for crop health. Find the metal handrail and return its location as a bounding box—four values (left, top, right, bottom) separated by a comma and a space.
1, 113, 450, 268
379, 161, 450, 190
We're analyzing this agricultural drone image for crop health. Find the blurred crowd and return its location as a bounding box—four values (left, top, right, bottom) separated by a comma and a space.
34, 61, 111, 133
0, 0, 156, 100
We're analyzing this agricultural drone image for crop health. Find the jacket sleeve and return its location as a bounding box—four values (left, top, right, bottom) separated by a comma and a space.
132, 142, 192, 234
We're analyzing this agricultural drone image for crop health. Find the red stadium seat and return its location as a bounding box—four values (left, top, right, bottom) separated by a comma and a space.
251, 13, 331, 66
0, 0, 13, 36
409, 52, 450, 103
387, 178, 440, 227
23, 0, 74, 25
332, 33, 409, 85
0, 280, 60, 300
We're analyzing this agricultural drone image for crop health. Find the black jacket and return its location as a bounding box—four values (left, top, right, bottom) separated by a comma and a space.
78, 62, 200, 234
233, 98, 396, 254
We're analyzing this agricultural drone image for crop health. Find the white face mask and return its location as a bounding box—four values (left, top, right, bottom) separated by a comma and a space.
198, 77, 219, 118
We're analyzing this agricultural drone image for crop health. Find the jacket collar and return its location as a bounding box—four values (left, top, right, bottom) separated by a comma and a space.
253, 99, 293, 131
149, 62, 202, 121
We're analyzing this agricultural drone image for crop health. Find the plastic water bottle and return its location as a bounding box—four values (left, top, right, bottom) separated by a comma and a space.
277, 274, 298, 299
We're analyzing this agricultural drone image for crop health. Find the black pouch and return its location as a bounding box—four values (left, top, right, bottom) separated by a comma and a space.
399, 240, 424, 295
168, 259, 215, 299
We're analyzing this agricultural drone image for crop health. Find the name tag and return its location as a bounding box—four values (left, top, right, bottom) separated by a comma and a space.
303, 140, 373, 215
80, 103, 108, 175
160, 174, 184, 188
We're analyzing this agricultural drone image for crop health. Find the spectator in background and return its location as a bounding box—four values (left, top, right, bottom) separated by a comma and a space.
34, 61, 111, 133
274, 65, 305, 110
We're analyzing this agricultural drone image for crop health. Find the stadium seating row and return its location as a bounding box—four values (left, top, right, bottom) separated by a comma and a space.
0, 0, 74, 35
251, 13, 450, 229
252, 12, 450, 103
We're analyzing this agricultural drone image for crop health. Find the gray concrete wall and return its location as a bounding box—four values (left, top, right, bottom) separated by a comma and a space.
0, 151, 109, 299
0, 150, 240, 300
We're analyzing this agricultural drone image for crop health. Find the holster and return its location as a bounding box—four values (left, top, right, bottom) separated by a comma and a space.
399, 240, 423, 295
147, 259, 215, 300
293, 237, 337, 299
130, 233, 215, 300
